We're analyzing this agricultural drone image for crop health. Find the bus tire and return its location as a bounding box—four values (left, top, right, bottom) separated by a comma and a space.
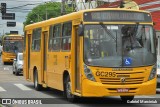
34, 70, 42, 91
64, 76, 76, 102
120, 96, 134, 103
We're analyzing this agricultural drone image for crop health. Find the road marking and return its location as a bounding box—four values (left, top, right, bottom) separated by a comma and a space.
0, 86, 6, 92
4, 67, 9, 70
14, 84, 32, 91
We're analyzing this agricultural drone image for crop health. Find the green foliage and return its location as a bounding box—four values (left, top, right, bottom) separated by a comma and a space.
24, 2, 73, 26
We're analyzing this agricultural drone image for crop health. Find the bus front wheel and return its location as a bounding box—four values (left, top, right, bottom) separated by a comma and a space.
65, 76, 76, 102
34, 70, 42, 91
120, 96, 134, 103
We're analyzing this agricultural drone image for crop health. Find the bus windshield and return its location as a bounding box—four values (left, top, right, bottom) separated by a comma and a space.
3, 41, 23, 53
84, 24, 156, 67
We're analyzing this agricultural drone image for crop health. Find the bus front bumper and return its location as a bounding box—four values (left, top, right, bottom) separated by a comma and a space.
81, 78, 156, 97
3, 58, 14, 63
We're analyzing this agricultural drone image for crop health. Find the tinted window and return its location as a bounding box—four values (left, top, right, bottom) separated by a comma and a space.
62, 22, 72, 51
48, 24, 61, 51
32, 28, 41, 51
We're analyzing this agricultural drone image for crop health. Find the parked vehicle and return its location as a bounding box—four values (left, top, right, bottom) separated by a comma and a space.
12, 53, 23, 76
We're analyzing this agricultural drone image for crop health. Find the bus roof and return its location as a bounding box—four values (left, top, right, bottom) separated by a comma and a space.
25, 8, 151, 30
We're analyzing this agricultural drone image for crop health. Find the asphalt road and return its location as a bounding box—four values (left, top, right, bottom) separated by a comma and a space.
0, 57, 160, 107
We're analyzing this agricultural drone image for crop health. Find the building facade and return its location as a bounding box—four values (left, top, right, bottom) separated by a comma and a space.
98, 0, 160, 31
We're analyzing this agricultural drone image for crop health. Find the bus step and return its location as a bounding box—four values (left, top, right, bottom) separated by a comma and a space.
26, 79, 31, 82
75, 90, 81, 93
73, 92, 81, 96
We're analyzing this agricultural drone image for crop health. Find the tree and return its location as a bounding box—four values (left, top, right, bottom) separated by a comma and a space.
24, 2, 73, 25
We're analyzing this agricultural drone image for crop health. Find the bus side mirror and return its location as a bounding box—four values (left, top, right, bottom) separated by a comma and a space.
78, 24, 84, 36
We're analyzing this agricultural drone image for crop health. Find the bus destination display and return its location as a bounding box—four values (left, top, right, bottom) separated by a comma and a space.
4, 36, 23, 40
84, 11, 152, 22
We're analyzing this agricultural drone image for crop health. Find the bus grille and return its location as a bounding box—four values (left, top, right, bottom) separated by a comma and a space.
100, 77, 144, 85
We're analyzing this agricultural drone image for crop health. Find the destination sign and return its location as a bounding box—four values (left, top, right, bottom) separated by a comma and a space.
84, 11, 152, 22
4, 36, 23, 40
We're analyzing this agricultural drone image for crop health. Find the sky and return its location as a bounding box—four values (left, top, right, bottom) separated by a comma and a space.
0, 0, 60, 36
0, 0, 116, 36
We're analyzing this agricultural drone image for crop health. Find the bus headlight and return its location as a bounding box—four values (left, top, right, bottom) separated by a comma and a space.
84, 64, 96, 82
148, 65, 157, 81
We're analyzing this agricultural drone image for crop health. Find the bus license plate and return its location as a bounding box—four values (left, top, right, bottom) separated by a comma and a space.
117, 88, 129, 92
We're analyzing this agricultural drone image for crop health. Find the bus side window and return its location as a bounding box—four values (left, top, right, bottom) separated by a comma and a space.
52, 24, 61, 51
48, 25, 53, 51
62, 22, 72, 51
32, 28, 41, 51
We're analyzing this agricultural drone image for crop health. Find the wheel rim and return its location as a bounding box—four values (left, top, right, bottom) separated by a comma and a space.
66, 82, 72, 98
35, 73, 38, 88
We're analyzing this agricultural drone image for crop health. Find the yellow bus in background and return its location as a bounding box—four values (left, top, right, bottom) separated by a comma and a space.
24, 8, 157, 102
2, 34, 24, 65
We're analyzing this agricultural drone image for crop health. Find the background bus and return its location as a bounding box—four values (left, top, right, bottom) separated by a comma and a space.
24, 8, 157, 102
1, 34, 24, 65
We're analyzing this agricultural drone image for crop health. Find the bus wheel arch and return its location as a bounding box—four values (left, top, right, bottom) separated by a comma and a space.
33, 66, 42, 91
63, 70, 76, 102
63, 70, 70, 94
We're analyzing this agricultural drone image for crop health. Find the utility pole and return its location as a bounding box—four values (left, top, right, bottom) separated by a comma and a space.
3, 29, 4, 36
45, 2, 48, 20
38, 14, 40, 22
61, 0, 66, 15
72, 0, 76, 12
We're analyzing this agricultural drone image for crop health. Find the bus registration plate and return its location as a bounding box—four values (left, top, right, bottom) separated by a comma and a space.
117, 88, 129, 92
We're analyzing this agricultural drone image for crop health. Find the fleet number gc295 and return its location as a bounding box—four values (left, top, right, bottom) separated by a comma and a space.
96, 71, 116, 77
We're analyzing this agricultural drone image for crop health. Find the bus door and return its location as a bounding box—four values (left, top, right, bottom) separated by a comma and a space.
75, 26, 81, 92
41, 31, 48, 83
27, 35, 31, 79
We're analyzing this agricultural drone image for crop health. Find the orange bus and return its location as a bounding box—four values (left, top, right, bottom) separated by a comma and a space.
24, 8, 157, 102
